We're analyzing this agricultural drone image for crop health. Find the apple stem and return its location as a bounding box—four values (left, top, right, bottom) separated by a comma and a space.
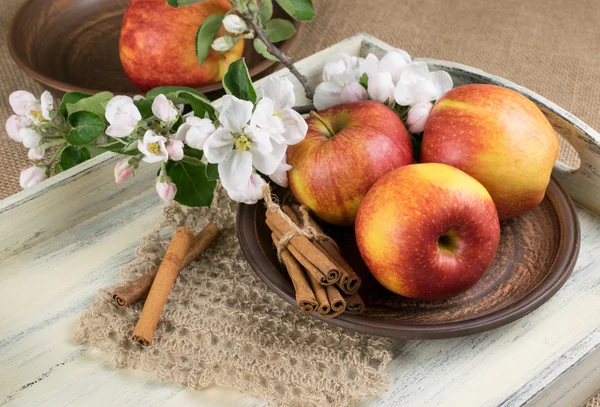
239, 10, 315, 100
309, 111, 336, 138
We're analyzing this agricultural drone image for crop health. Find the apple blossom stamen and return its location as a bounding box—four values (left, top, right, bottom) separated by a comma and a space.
234, 134, 251, 152
148, 142, 161, 155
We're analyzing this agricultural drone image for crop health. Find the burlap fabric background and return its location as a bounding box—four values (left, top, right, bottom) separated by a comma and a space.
3, 0, 600, 404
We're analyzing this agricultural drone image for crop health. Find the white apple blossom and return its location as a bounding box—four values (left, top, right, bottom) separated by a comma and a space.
138, 130, 169, 163
314, 53, 367, 110
203, 95, 284, 195
20, 165, 47, 188
406, 102, 433, 133
258, 76, 308, 145
114, 159, 134, 184
394, 62, 453, 106
27, 145, 45, 161
152, 94, 179, 124
364, 50, 411, 83
105, 95, 142, 138
9, 91, 37, 116
269, 157, 292, 187
21, 128, 42, 148
40, 91, 54, 120
167, 139, 184, 161
212, 36, 234, 52
367, 71, 395, 104
175, 116, 216, 149
156, 177, 177, 202
226, 173, 266, 204
340, 82, 368, 103
5, 115, 27, 142
223, 14, 247, 34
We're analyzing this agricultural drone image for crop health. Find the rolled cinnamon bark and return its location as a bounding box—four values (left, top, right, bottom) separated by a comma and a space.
276, 240, 318, 314
132, 227, 194, 346
292, 206, 362, 294
265, 209, 340, 284
345, 292, 365, 313
306, 270, 331, 316
326, 285, 346, 313
113, 223, 221, 307
268, 219, 331, 286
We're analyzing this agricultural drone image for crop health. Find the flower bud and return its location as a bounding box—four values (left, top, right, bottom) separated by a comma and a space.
20, 165, 47, 189
28, 145, 46, 161
21, 128, 42, 148
406, 102, 433, 134
151, 94, 179, 124
223, 14, 247, 34
156, 177, 177, 202
114, 159, 135, 184
6, 115, 26, 143
211, 36, 235, 52
167, 139, 184, 161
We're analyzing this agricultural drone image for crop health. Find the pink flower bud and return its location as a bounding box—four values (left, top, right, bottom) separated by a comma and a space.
21, 128, 42, 148
28, 145, 45, 161
20, 165, 47, 189
341, 82, 368, 103
406, 102, 433, 134
6, 115, 26, 142
114, 159, 134, 184
167, 139, 184, 161
156, 178, 177, 202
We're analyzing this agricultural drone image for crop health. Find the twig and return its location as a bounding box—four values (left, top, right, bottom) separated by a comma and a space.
292, 104, 315, 115
239, 11, 314, 100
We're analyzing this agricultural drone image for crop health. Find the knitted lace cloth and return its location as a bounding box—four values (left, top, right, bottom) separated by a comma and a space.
75, 186, 393, 407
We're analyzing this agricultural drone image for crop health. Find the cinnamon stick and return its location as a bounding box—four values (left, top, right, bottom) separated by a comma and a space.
268, 219, 331, 286
291, 206, 362, 294
113, 223, 221, 307
326, 285, 346, 313
265, 209, 340, 284
277, 240, 318, 314
307, 270, 331, 316
345, 292, 365, 313
132, 227, 194, 346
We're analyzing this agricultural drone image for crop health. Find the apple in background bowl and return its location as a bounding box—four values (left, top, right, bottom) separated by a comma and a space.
119, 0, 244, 92
420, 84, 558, 221
355, 163, 501, 300
287, 100, 414, 226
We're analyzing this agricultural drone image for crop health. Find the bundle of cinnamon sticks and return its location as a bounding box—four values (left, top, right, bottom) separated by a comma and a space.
265, 197, 365, 319
111, 223, 221, 346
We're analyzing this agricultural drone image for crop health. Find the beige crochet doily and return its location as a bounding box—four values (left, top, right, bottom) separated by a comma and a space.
75, 186, 393, 407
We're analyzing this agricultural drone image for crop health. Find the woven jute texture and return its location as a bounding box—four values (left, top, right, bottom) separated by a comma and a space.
2, 0, 599, 198
75, 186, 393, 407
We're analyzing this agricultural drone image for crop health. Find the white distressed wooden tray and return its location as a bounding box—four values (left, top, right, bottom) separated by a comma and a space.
2, 33, 600, 407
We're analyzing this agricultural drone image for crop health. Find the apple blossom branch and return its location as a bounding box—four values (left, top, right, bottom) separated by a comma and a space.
239, 10, 315, 100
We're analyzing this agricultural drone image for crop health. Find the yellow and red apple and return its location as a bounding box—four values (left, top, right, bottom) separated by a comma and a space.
355, 163, 500, 300
420, 84, 558, 220
119, 0, 244, 92
287, 100, 414, 226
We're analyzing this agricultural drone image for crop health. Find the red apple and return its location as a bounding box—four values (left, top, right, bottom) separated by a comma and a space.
355, 163, 500, 300
421, 84, 558, 220
287, 101, 414, 226
119, 0, 244, 92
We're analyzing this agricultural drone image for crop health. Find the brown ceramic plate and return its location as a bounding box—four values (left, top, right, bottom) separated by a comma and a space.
237, 178, 580, 339
8, 0, 300, 97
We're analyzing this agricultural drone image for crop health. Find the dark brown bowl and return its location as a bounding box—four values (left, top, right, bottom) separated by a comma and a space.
237, 178, 580, 339
8, 0, 300, 97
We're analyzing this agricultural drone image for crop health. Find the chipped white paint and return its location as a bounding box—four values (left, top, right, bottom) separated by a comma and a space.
1, 34, 600, 407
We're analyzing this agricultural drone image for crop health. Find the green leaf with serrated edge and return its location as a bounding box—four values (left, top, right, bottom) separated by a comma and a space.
59, 92, 91, 119
168, 161, 216, 207
274, 0, 314, 20
179, 92, 217, 121
196, 14, 224, 67
134, 98, 153, 119
265, 18, 296, 42
258, 0, 273, 23
223, 58, 257, 103
66, 111, 106, 145
205, 162, 219, 181
66, 91, 113, 118
253, 39, 279, 61
359, 73, 368, 89
146, 86, 209, 104
166, 0, 205, 7
60, 146, 91, 170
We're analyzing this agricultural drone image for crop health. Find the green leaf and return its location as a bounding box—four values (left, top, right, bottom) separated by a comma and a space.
54, 163, 63, 175
205, 163, 219, 181
196, 14, 224, 67
146, 86, 209, 104
66, 91, 113, 118
134, 98, 153, 119
253, 39, 279, 61
60, 146, 91, 170
222, 58, 257, 103
274, 0, 314, 20
66, 111, 106, 145
98, 138, 140, 155
258, 0, 273, 22
166, 0, 205, 7
359, 72, 368, 89
59, 92, 91, 119
182, 146, 204, 166
168, 161, 217, 207
179, 92, 218, 121
265, 19, 296, 42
